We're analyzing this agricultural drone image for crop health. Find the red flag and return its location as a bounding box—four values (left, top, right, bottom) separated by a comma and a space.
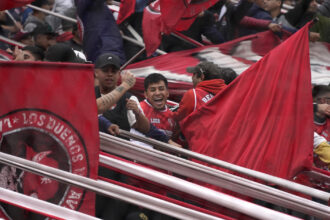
160, 0, 188, 34
174, 0, 218, 31
117, 0, 136, 24
0, 0, 33, 10
0, 61, 99, 218
181, 24, 314, 180
142, 1, 163, 56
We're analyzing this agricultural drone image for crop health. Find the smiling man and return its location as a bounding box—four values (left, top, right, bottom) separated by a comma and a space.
140, 73, 176, 138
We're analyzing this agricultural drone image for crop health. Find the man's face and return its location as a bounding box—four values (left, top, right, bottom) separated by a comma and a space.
144, 80, 169, 110
35, 34, 50, 50
316, 92, 330, 105
264, 0, 281, 12
95, 65, 120, 92
192, 73, 202, 88
255, 0, 266, 8
308, 0, 318, 13
15, 50, 38, 61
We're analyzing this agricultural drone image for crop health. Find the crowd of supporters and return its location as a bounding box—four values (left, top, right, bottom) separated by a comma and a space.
0, 0, 330, 219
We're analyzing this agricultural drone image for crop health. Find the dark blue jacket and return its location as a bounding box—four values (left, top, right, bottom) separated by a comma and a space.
75, 0, 126, 63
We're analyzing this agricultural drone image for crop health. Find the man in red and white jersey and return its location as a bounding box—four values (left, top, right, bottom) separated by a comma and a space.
313, 85, 330, 141
140, 73, 176, 139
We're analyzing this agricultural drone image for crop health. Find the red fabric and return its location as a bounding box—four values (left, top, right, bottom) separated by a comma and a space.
160, 0, 188, 34
140, 99, 175, 137
174, 0, 218, 31
181, 24, 314, 180
142, 0, 219, 55
117, 0, 136, 24
240, 16, 271, 29
142, 1, 163, 56
174, 79, 227, 122
0, 61, 99, 218
0, 0, 33, 10
56, 31, 73, 42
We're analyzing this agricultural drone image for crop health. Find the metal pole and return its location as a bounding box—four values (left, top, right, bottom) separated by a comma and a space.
0, 152, 223, 220
27, 4, 77, 23
0, 187, 99, 220
120, 47, 146, 71
99, 132, 330, 219
0, 35, 26, 48
100, 154, 300, 220
5, 10, 22, 30
117, 130, 330, 202
122, 35, 167, 55
172, 31, 205, 47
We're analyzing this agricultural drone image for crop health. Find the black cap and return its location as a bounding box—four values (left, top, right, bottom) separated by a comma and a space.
94, 53, 121, 69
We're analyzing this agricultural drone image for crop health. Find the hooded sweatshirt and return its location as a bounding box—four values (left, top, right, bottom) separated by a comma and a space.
174, 79, 227, 122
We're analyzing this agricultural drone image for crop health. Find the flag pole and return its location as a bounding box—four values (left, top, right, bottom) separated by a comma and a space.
5, 10, 22, 31
27, 4, 77, 23
122, 35, 167, 55
120, 47, 146, 71
0, 35, 26, 48
171, 31, 205, 47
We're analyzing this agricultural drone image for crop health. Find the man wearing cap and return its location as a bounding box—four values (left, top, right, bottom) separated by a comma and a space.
173, 61, 227, 123
94, 52, 149, 133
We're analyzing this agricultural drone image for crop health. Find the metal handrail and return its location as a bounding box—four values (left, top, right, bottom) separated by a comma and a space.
100, 153, 299, 220
0, 152, 224, 220
100, 133, 330, 218
117, 130, 330, 201
0, 187, 99, 220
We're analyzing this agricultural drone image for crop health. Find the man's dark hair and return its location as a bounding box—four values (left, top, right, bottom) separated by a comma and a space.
22, 45, 44, 60
312, 85, 330, 99
190, 61, 224, 80
31, 0, 51, 8
144, 73, 168, 91
220, 67, 238, 84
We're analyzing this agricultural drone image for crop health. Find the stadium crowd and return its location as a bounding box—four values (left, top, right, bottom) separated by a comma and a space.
0, 0, 330, 219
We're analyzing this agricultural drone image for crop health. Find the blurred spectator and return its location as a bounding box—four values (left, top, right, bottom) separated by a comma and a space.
13, 31, 34, 46
58, 7, 83, 52
318, 0, 330, 17
14, 45, 44, 61
46, 0, 74, 33
44, 42, 83, 62
238, 0, 273, 36
32, 24, 57, 50
220, 67, 238, 84
210, 0, 254, 41
75, 0, 126, 64
313, 85, 330, 141
23, 0, 54, 33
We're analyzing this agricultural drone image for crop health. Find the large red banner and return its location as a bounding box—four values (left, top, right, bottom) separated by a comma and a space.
0, 61, 99, 218
180, 24, 314, 180
0, 0, 33, 11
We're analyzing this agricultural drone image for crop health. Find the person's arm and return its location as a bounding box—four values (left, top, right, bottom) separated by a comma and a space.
96, 71, 136, 114
172, 89, 195, 123
126, 97, 150, 134
98, 115, 120, 135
